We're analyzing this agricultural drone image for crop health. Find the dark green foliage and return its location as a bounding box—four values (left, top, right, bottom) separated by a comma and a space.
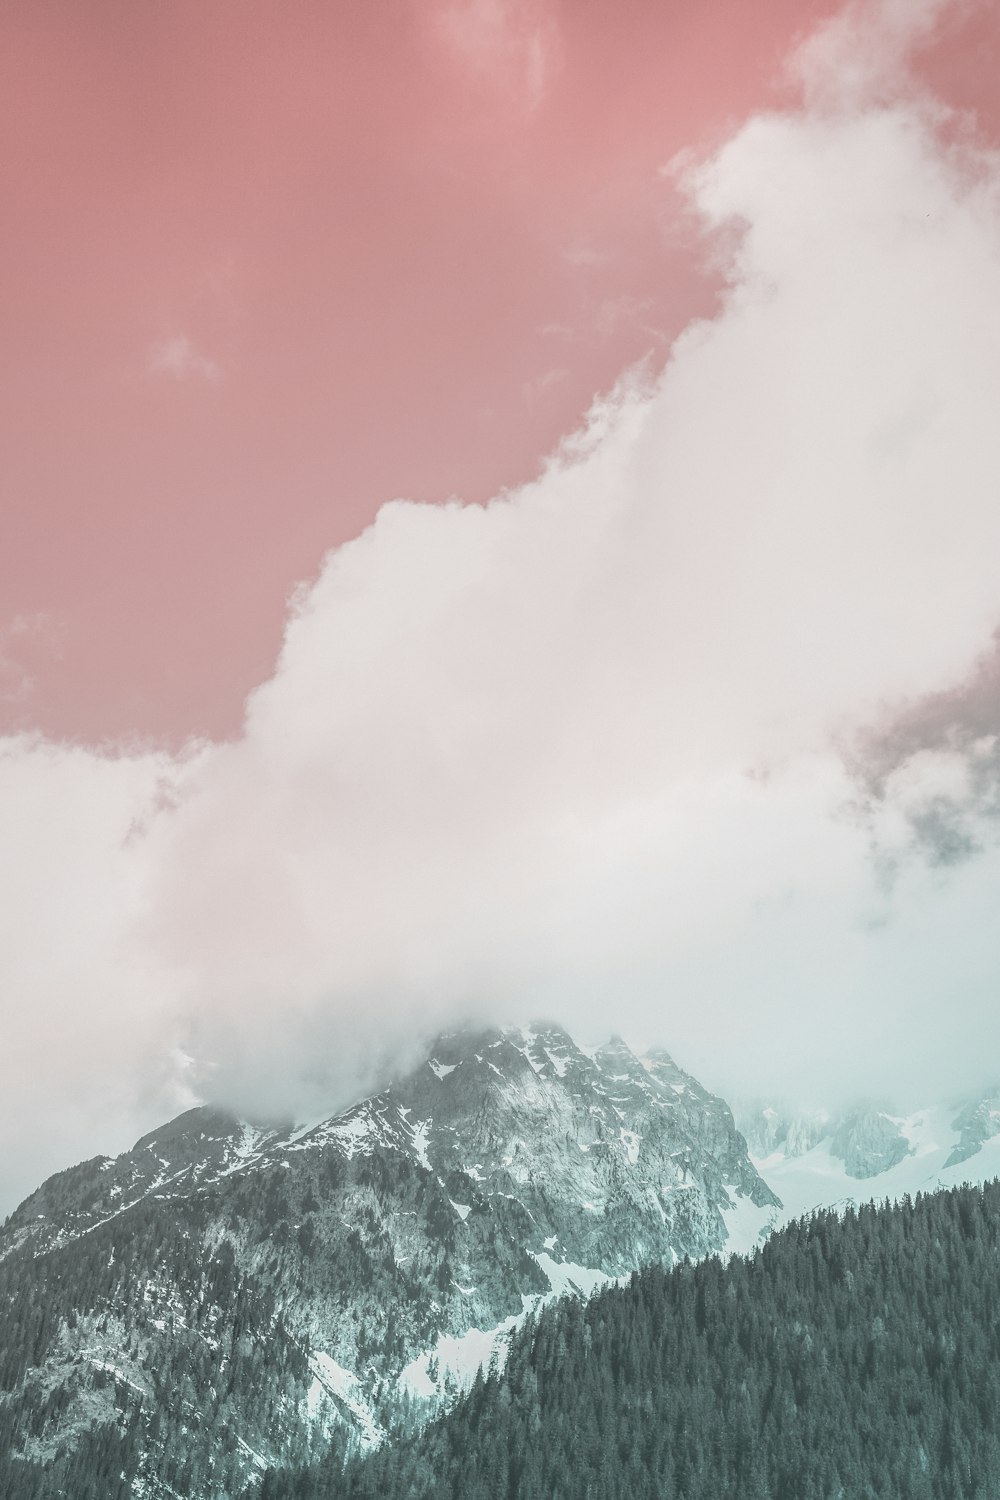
267, 1180, 1000, 1500
0, 1108, 478, 1496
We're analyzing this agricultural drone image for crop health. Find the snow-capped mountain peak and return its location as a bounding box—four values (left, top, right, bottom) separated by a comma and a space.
0, 1021, 775, 1494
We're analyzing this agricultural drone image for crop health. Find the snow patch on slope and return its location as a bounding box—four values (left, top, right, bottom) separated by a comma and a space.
307, 1351, 383, 1449
326, 1112, 379, 1158
409, 1119, 433, 1171
531, 1251, 609, 1299
399, 1249, 611, 1408
620, 1128, 640, 1165
398, 1317, 521, 1400
721, 1190, 778, 1258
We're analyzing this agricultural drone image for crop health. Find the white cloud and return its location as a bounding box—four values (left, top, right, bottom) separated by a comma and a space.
0, 612, 66, 709
147, 334, 222, 382
140, 13, 1000, 1118
433, 0, 560, 112
5, 0, 1000, 1209
522, 366, 568, 402
791, 0, 959, 111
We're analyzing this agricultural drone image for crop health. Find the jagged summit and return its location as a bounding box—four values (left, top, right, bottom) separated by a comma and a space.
6, 1021, 778, 1263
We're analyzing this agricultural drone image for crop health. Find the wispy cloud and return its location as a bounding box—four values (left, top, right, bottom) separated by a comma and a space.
791, 0, 959, 110
563, 245, 610, 270
593, 294, 659, 339
0, 613, 66, 708
850, 630, 1000, 871
522, 366, 568, 403
147, 334, 222, 383
433, 0, 560, 112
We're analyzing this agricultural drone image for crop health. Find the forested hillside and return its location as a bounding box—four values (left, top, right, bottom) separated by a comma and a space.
264, 1179, 1000, 1500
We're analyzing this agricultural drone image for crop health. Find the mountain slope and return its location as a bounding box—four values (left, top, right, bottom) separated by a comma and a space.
0, 1023, 774, 1499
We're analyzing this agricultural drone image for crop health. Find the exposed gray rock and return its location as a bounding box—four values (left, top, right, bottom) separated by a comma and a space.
945, 1093, 1000, 1168
736, 1105, 829, 1160
829, 1107, 912, 1179
737, 1101, 913, 1183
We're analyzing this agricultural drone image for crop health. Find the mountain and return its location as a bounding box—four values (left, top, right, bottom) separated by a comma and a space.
0, 1023, 775, 1500
946, 1093, 1000, 1168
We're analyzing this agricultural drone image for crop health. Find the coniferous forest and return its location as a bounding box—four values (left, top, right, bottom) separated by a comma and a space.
257, 1180, 1000, 1500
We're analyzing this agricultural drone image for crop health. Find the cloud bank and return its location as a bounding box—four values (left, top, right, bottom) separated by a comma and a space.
4, 0, 1000, 1213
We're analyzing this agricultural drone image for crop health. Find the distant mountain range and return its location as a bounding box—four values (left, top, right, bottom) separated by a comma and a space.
1, 1022, 997, 1499
735, 1091, 1000, 1225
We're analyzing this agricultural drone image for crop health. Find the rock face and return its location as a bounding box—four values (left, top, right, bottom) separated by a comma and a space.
736, 1105, 829, 1161
737, 1103, 918, 1180
0, 1023, 775, 1500
828, 1107, 913, 1179
945, 1093, 1000, 1169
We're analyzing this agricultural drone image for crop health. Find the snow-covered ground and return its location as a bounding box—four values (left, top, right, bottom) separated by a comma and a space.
307, 1350, 384, 1448
397, 1253, 614, 1408
398, 1315, 524, 1400
720, 1190, 778, 1258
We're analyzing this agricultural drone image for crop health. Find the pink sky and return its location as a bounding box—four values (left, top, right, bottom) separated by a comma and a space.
3, 0, 854, 743
6, 0, 997, 745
